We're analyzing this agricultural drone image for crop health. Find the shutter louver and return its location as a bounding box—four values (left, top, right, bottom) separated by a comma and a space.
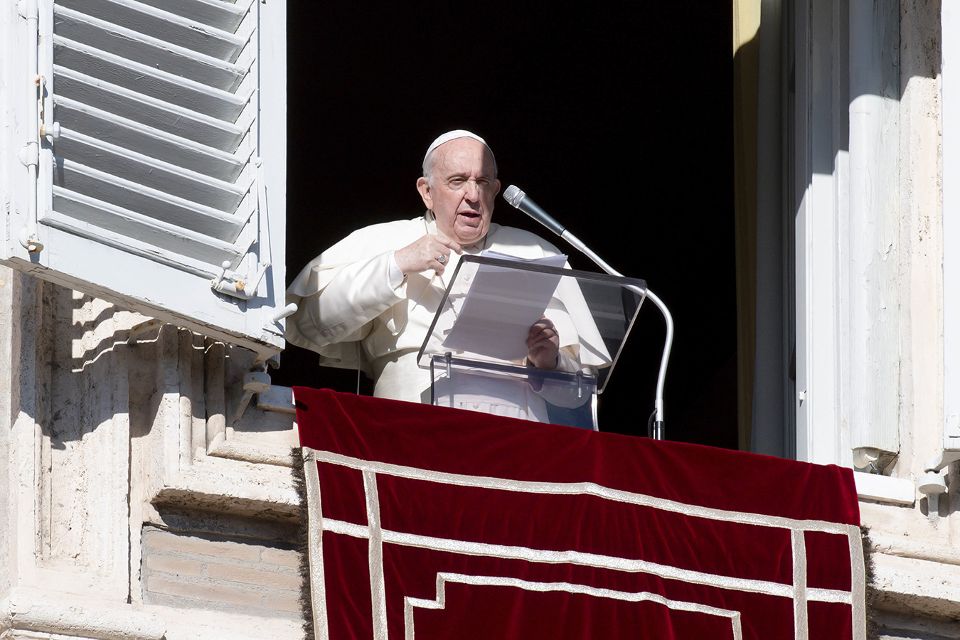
0, 0, 286, 357
46, 0, 260, 285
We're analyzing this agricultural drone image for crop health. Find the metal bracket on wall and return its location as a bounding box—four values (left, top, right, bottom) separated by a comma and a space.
229, 370, 272, 427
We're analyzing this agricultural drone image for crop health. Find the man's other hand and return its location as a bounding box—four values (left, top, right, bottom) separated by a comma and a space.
527, 316, 559, 369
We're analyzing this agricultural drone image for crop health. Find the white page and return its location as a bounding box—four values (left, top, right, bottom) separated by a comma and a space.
441, 251, 567, 361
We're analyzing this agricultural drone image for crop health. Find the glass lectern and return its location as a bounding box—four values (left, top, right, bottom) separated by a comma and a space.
416, 255, 646, 430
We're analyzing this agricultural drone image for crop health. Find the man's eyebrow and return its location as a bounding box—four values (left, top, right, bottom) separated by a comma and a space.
445, 172, 495, 180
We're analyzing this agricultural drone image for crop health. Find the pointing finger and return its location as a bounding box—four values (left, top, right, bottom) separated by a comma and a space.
435, 235, 463, 254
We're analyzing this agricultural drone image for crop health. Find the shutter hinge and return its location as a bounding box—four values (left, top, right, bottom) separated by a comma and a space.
18, 141, 38, 168
211, 259, 269, 300
36, 75, 57, 142
17, 142, 42, 253
40, 121, 60, 141
19, 229, 43, 253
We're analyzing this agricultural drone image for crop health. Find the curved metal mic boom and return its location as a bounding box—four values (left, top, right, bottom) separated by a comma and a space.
503, 185, 674, 440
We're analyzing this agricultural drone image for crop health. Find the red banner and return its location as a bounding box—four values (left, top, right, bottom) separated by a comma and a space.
295, 387, 864, 640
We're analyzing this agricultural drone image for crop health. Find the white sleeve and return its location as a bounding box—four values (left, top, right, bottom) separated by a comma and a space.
388, 251, 406, 289
289, 251, 406, 348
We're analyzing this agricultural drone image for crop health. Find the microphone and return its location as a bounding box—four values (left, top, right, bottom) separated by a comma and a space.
502, 185, 566, 236
502, 184, 675, 441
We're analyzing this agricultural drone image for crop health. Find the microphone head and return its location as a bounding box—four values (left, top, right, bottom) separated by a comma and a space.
503, 185, 526, 208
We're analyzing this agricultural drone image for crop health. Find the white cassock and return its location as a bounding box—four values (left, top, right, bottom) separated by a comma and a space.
286, 212, 610, 422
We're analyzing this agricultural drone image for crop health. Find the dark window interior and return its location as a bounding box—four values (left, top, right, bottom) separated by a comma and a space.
275, 4, 737, 449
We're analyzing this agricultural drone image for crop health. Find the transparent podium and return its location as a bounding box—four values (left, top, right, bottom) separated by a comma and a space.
416, 254, 646, 430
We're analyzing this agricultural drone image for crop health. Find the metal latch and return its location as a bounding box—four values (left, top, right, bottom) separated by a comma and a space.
211, 260, 269, 300
262, 302, 298, 336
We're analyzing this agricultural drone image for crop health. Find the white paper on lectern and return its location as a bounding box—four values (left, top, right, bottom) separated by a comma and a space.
440, 251, 568, 361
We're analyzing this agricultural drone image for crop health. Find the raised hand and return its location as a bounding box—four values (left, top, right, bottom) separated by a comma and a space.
394, 233, 463, 276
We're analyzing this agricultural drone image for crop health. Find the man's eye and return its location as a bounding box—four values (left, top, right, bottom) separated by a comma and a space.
449, 178, 466, 187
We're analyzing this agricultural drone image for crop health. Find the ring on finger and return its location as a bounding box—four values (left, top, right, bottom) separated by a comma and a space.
437, 255, 447, 265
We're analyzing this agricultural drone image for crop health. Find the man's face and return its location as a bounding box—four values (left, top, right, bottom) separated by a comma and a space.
416, 138, 501, 246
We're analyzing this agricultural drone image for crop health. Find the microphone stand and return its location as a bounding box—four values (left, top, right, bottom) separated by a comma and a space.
502, 185, 673, 439
558, 231, 673, 440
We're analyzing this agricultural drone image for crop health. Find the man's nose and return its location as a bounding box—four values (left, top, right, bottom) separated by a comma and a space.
463, 179, 480, 200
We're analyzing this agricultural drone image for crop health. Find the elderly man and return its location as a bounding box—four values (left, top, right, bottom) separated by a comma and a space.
286, 130, 602, 421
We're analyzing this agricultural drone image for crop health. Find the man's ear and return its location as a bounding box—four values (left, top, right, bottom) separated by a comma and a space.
416, 177, 432, 209
492, 178, 501, 198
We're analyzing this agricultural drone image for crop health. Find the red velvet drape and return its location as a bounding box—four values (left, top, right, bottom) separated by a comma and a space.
295, 387, 862, 639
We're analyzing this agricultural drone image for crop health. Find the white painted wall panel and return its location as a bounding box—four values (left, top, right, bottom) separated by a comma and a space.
846, 0, 900, 460
942, 3, 960, 450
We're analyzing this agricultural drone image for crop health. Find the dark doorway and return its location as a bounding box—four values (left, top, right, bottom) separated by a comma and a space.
274, 4, 738, 449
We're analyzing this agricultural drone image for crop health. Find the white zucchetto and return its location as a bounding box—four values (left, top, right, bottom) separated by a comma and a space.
422, 129, 491, 170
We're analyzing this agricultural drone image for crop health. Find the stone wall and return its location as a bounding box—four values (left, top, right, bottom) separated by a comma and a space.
141, 526, 302, 619
0, 269, 304, 639
859, 2, 960, 638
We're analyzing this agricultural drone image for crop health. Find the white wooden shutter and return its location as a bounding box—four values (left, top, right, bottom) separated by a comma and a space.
2, 0, 286, 358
